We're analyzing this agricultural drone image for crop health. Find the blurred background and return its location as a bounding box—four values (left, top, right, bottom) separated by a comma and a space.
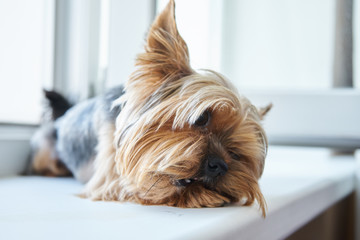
0, 0, 359, 150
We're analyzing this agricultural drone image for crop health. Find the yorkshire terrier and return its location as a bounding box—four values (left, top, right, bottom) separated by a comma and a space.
29, 0, 271, 216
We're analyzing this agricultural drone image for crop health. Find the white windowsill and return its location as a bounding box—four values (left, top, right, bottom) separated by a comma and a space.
0, 124, 37, 176
0, 146, 358, 240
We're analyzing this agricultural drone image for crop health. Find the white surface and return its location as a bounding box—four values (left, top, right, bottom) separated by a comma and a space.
0, 147, 357, 240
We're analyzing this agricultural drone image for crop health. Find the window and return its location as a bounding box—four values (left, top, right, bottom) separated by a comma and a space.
0, 0, 55, 124
156, 0, 360, 149
1, 0, 358, 149
52, 0, 154, 99
105, 0, 155, 88
158, 0, 359, 90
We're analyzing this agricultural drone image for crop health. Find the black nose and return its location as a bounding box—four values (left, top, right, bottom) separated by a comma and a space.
205, 154, 228, 178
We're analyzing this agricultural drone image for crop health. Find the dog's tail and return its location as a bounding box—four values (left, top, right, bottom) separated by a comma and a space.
43, 90, 72, 120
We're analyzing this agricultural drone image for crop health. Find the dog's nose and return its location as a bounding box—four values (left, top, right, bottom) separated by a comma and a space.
205, 154, 228, 178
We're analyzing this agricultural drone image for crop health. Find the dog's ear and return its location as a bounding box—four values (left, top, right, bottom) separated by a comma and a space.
258, 103, 272, 120
136, 0, 193, 83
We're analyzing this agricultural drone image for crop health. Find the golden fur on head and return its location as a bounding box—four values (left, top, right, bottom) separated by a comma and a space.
84, 0, 270, 216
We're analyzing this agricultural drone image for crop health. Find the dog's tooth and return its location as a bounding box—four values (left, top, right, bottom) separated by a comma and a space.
185, 179, 191, 183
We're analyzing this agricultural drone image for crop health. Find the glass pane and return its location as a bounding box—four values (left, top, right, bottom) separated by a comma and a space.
158, 0, 338, 90
222, 0, 336, 90
0, 0, 54, 124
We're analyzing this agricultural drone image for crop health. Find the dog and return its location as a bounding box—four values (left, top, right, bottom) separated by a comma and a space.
29, 0, 271, 216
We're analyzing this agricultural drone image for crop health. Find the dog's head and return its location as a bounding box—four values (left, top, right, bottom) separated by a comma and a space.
109, 0, 270, 215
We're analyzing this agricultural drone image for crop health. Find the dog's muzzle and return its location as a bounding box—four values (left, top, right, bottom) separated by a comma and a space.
174, 154, 228, 187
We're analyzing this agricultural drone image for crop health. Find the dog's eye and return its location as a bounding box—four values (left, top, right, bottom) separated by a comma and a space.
194, 110, 211, 127
229, 151, 241, 161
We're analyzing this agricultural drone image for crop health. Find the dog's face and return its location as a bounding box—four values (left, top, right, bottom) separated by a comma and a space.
102, 0, 269, 215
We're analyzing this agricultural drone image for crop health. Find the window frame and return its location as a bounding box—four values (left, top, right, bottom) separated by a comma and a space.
53, 0, 102, 102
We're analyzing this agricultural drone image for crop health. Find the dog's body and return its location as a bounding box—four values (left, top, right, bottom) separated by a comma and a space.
57, 86, 123, 182
30, 86, 123, 181
30, 0, 270, 216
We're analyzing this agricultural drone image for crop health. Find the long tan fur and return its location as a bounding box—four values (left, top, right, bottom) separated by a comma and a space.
83, 0, 270, 217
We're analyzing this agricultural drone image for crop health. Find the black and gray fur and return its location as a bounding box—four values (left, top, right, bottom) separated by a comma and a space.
29, 86, 124, 182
